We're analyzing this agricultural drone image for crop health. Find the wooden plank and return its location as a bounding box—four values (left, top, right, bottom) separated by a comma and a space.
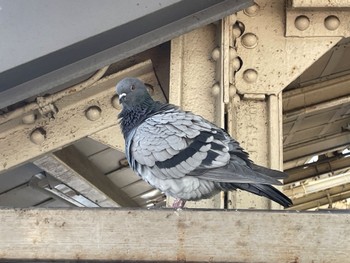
0, 208, 349, 262
34, 145, 138, 207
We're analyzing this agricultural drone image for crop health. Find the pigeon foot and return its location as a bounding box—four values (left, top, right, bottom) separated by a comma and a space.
172, 199, 186, 209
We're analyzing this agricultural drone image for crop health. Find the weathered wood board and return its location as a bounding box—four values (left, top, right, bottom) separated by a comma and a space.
0, 208, 349, 262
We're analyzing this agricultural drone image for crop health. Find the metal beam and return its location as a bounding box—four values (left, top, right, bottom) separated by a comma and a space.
0, 0, 253, 110
0, 60, 166, 173
285, 172, 350, 198
234, 0, 342, 95
0, 208, 350, 262
284, 95, 350, 120
286, 6, 350, 37
292, 0, 350, 8
288, 183, 350, 210
89, 125, 125, 151
283, 73, 350, 114
34, 146, 138, 207
285, 153, 350, 184
284, 132, 350, 162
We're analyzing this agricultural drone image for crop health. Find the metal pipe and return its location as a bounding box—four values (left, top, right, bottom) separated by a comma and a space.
0, 65, 109, 125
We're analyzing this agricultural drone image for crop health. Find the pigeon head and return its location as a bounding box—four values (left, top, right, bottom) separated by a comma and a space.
116, 78, 153, 109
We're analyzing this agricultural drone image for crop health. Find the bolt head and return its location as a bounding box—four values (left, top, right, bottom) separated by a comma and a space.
111, 95, 121, 110
295, 15, 310, 31
241, 33, 258, 49
243, 69, 258, 83
85, 106, 101, 121
211, 83, 220, 96
232, 22, 244, 38
324, 15, 340, 31
229, 84, 237, 98
232, 94, 241, 104
229, 47, 237, 60
244, 3, 260, 17
232, 57, 242, 72
30, 128, 46, 145
211, 48, 220, 61
22, 113, 36, 124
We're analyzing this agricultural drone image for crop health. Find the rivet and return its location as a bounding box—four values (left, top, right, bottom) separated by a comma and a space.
229, 84, 237, 98
111, 95, 121, 110
22, 113, 36, 124
232, 57, 242, 72
211, 83, 220, 96
232, 94, 241, 104
324, 15, 340, 31
232, 22, 245, 38
243, 69, 258, 83
241, 33, 258, 49
30, 128, 46, 145
231, 15, 237, 25
295, 15, 310, 31
229, 47, 237, 60
211, 47, 220, 61
85, 106, 101, 121
244, 3, 260, 17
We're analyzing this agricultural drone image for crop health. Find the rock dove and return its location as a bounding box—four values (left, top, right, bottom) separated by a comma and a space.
116, 77, 292, 208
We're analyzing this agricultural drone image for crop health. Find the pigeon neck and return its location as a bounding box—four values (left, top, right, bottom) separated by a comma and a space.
119, 99, 162, 137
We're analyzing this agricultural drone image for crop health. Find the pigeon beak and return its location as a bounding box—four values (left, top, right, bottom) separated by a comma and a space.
118, 93, 126, 103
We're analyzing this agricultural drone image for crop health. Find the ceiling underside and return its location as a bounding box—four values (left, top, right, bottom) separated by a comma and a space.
282, 37, 350, 210
0, 1, 350, 211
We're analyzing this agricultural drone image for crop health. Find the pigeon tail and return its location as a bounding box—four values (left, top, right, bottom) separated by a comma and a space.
250, 163, 288, 179
217, 182, 292, 208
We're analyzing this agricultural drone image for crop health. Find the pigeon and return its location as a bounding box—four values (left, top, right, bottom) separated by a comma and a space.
116, 77, 292, 208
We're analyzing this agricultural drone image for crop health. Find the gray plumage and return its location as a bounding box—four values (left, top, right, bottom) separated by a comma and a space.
116, 78, 292, 208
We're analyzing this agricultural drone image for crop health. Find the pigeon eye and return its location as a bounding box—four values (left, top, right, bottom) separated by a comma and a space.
130, 85, 135, 91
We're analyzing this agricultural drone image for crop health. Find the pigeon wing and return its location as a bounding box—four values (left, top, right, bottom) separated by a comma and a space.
129, 108, 281, 185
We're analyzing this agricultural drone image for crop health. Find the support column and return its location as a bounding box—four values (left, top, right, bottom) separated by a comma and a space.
227, 94, 283, 209
168, 25, 224, 208
227, 0, 343, 209
168, 0, 346, 209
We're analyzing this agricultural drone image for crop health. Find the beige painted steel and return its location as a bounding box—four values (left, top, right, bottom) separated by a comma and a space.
0, 60, 166, 173
286, 8, 350, 37
227, 96, 282, 209
284, 95, 350, 119
285, 155, 350, 184
234, 0, 342, 95
285, 172, 350, 198
0, 66, 109, 125
34, 146, 138, 207
169, 25, 220, 125
284, 132, 350, 162
283, 73, 350, 113
168, 25, 223, 208
292, 0, 350, 8
89, 125, 125, 152
288, 183, 350, 210
228, 0, 347, 208
1, 208, 350, 262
